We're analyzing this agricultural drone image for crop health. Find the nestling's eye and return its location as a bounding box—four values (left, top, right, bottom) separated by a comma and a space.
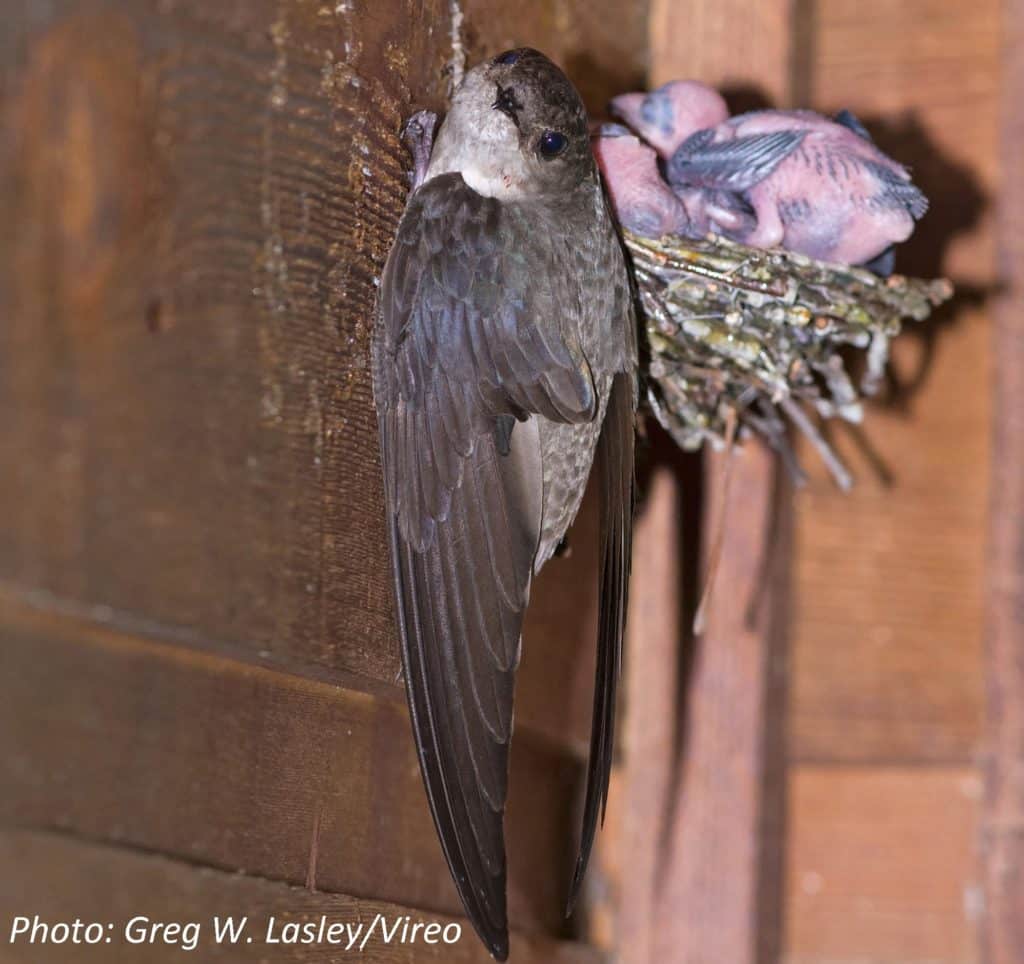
538, 130, 568, 159
494, 50, 521, 65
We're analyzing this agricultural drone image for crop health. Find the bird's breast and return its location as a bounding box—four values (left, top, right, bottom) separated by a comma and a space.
534, 373, 612, 571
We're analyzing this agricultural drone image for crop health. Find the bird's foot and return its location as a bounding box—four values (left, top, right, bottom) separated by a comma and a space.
402, 109, 439, 190
862, 245, 896, 277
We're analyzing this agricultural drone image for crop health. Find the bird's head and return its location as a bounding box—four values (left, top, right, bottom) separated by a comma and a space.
611, 80, 729, 159
427, 48, 593, 200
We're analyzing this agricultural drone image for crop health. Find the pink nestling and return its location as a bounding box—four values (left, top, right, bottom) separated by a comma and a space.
604, 77, 928, 269
665, 107, 928, 268
591, 123, 697, 239
610, 80, 729, 159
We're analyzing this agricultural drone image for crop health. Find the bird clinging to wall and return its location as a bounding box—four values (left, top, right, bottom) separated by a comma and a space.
373, 48, 636, 961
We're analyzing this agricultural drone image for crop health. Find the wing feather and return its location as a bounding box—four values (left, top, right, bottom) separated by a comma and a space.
567, 370, 635, 912
373, 173, 596, 960
668, 129, 807, 191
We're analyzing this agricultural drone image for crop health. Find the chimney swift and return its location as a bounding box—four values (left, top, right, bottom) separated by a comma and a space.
610, 79, 729, 159
607, 79, 927, 268
665, 107, 929, 266
372, 48, 636, 960
592, 122, 696, 238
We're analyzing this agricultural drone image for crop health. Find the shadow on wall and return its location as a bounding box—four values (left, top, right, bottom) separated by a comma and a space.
717, 84, 990, 411
564, 50, 648, 120
865, 113, 990, 407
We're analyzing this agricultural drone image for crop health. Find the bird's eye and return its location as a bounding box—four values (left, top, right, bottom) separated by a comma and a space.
538, 130, 568, 159
494, 50, 521, 65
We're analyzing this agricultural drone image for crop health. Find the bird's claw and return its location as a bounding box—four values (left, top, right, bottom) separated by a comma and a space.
402, 109, 439, 190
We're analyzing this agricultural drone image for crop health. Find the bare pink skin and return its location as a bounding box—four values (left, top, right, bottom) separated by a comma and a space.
610, 81, 729, 158
591, 127, 697, 238
671, 109, 928, 263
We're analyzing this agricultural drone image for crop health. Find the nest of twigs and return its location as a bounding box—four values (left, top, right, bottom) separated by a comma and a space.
628, 231, 954, 489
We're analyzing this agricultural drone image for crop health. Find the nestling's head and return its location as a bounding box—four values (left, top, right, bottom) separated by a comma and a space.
426, 48, 594, 199
611, 80, 729, 158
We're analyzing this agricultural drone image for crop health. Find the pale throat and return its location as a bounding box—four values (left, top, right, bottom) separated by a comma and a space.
456, 160, 528, 200
424, 113, 529, 200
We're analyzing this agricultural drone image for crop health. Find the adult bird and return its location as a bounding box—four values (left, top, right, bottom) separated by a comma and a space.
372, 48, 636, 960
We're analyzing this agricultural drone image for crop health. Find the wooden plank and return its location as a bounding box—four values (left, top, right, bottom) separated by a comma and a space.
0, 0, 442, 697
789, 314, 990, 763
629, 3, 795, 962
648, 445, 785, 964
650, 0, 792, 100
784, 766, 981, 964
595, 466, 688, 960
0, 596, 582, 936
788, 0, 997, 765
980, 0, 1024, 958
460, 0, 649, 110
590, 1, 795, 954
0, 830, 600, 963
0, 0, 648, 749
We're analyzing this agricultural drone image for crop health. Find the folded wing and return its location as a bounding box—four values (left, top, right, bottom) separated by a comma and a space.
373, 173, 597, 961
668, 129, 807, 192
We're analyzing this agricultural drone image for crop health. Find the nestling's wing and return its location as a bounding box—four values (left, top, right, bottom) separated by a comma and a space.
668, 129, 807, 191
567, 370, 635, 912
373, 173, 596, 962
834, 108, 873, 142
863, 158, 929, 219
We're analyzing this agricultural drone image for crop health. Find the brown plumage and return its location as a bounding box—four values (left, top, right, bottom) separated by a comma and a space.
372, 48, 636, 960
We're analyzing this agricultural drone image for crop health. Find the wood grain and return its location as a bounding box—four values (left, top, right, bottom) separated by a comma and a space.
597, 452, 790, 962
0, 831, 601, 963
0, 0, 447, 695
788, 0, 997, 766
633, 3, 795, 961
784, 766, 981, 964
980, 0, 1024, 958
0, 592, 581, 936
651, 445, 786, 964
649, 0, 793, 105
461, 0, 649, 111
597, 467, 687, 961
0, 0, 648, 750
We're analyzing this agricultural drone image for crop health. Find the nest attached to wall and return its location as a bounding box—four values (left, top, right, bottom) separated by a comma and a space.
628, 230, 953, 488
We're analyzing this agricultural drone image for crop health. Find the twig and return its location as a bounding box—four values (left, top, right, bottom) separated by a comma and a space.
694, 409, 738, 635
628, 229, 952, 488
778, 396, 853, 491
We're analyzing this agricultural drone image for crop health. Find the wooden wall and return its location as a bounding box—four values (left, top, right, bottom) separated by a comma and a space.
0, 1, 646, 961
0, 0, 1015, 962
595, 2, 1002, 963
785, 4, 998, 961
983, 0, 1024, 960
